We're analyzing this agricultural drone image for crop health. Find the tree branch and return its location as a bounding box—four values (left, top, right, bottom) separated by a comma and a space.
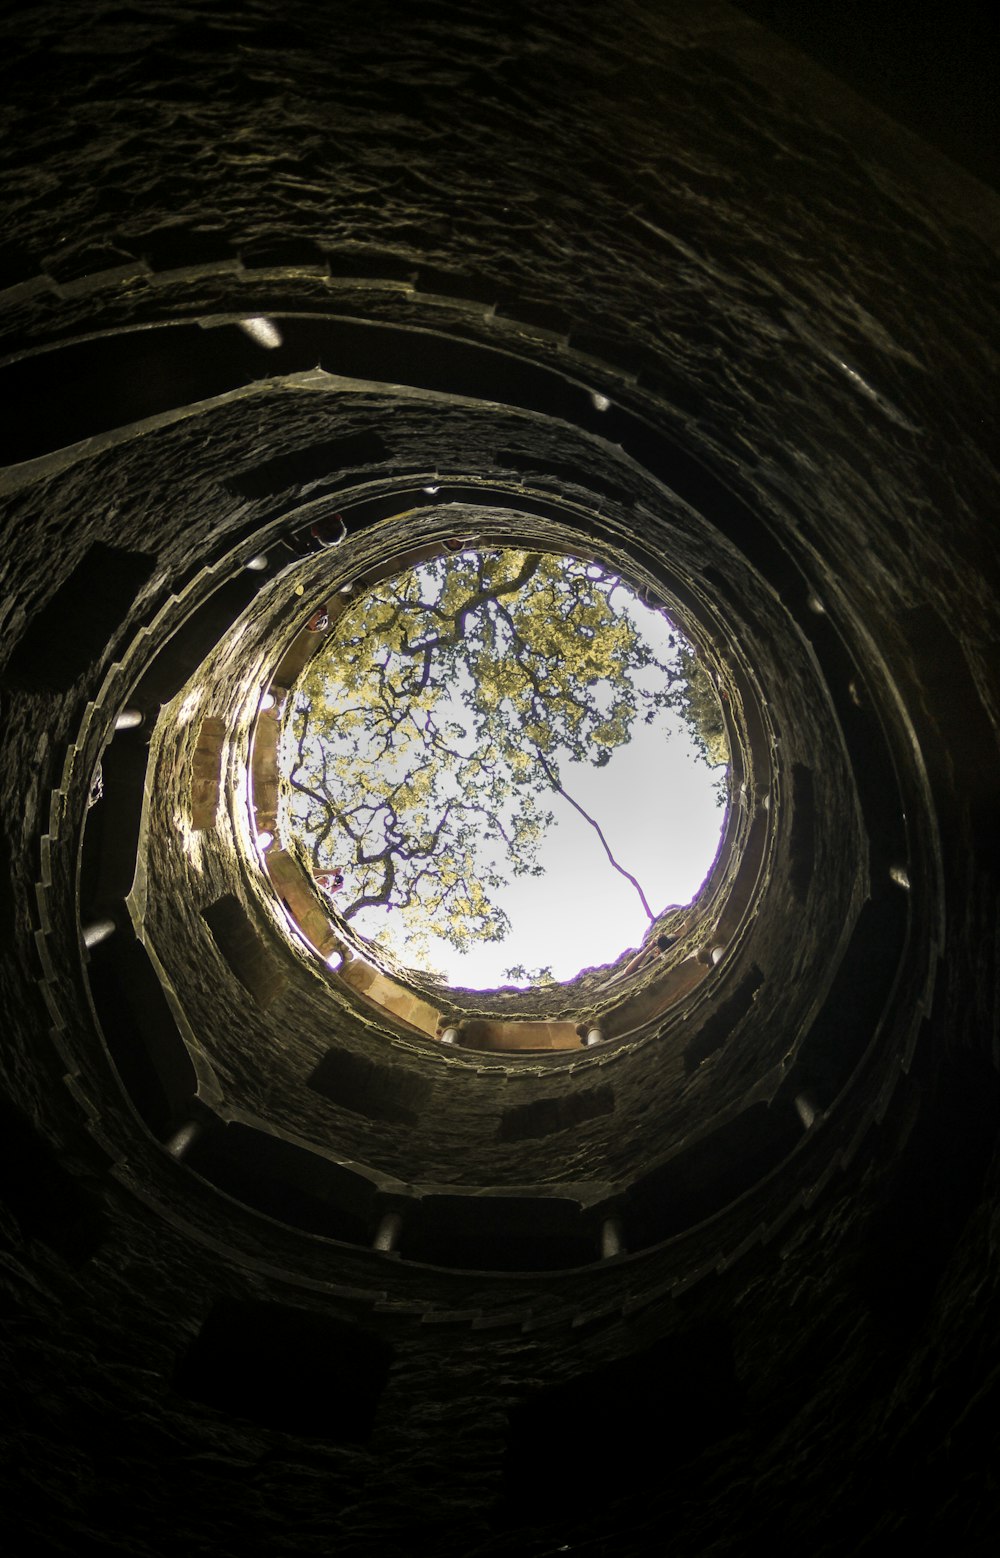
400, 553, 543, 658
533, 748, 655, 922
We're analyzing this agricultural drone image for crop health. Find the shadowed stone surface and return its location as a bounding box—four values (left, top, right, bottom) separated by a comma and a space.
0, 4, 998, 1556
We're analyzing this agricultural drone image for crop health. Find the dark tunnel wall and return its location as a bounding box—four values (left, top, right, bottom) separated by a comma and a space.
1, 3, 999, 1555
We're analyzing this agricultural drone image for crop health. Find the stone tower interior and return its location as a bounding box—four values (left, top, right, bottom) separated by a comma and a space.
1, 3, 998, 1554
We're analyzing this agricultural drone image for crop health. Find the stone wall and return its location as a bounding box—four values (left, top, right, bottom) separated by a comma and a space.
1, 4, 998, 1555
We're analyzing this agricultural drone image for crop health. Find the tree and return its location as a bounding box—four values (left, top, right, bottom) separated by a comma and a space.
279, 549, 724, 961
501, 963, 556, 985
674, 645, 730, 769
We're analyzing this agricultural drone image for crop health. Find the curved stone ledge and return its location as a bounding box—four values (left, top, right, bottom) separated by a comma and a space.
2, 10, 993, 1547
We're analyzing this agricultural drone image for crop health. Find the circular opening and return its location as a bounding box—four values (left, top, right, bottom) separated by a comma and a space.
276, 548, 730, 990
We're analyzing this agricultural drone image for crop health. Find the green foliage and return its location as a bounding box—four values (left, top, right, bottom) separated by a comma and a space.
502, 963, 556, 985
674, 646, 730, 770
279, 549, 726, 958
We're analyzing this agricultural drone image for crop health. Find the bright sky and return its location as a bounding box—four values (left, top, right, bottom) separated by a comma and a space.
342, 581, 728, 988
375, 708, 726, 986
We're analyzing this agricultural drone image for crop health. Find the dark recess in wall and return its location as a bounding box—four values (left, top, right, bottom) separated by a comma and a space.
406, 1193, 593, 1272
732, 1, 999, 189
855, 1048, 1000, 1341
494, 448, 635, 509
202, 894, 288, 1008
2, 543, 156, 692
184, 1122, 374, 1244
309, 1046, 434, 1125
789, 763, 816, 901
497, 1084, 615, 1141
173, 1298, 393, 1440
79, 730, 150, 915
87, 932, 198, 1134
0, 829, 14, 938
899, 604, 1000, 841
228, 431, 390, 498
0, 1093, 106, 1263
628, 1100, 799, 1246
135, 573, 266, 707
836, 696, 908, 879
501, 1321, 744, 1522
684, 965, 765, 1073
794, 892, 909, 1105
